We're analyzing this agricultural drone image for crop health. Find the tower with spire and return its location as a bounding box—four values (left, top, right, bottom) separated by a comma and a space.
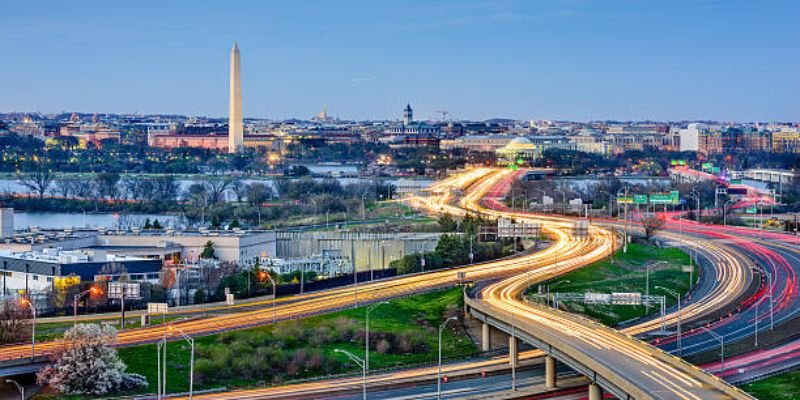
228, 42, 243, 153
403, 104, 413, 126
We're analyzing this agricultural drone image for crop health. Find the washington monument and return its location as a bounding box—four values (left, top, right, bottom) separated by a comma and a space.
228, 42, 243, 153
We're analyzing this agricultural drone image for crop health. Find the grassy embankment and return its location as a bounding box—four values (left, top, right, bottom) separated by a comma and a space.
35, 288, 474, 398
529, 243, 697, 326
741, 370, 800, 400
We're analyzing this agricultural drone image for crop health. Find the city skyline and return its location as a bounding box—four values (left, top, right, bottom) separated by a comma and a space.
1, 0, 798, 122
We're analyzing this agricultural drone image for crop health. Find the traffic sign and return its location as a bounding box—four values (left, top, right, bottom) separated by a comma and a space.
108, 282, 141, 299
611, 292, 642, 305
147, 302, 168, 314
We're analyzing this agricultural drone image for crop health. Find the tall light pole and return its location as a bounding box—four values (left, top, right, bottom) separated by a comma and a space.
555, 189, 567, 214
645, 261, 668, 312
701, 327, 724, 372
765, 269, 774, 330
754, 296, 765, 347
335, 349, 366, 400
20, 297, 36, 361
365, 302, 388, 373
168, 325, 195, 400
722, 199, 735, 231
438, 316, 458, 400
5, 379, 23, 400
258, 270, 277, 324
656, 286, 681, 355
73, 286, 102, 328
547, 280, 571, 309
156, 336, 166, 399
598, 190, 613, 218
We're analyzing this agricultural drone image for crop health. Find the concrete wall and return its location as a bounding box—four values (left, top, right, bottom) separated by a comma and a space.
276, 231, 442, 272
97, 231, 277, 265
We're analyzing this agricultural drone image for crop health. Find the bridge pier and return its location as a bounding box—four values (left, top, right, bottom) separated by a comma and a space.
509, 335, 518, 368
481, 323, 491, 351
588, 383, 603, 400
545, 355, 556, 388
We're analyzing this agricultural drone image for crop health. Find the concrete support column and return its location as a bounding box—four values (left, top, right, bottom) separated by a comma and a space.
509, 335, 518, 368
545, 355, 556, 388
481, 323, 491, 351
588, 383, 603, 400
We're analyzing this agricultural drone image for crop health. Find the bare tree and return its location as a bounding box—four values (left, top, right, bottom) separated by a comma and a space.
0, 299, 32, 344
205, 177, 233, 205
17, 161, 55, 200
642, 215, 665, 239
229, 178, 248, 203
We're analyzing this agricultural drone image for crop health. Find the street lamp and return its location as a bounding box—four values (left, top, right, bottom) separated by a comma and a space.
598, 190, 614, 218
655, 286, 681, 355
156, 336, 167, 399
437, 316, 458, 400
5, 379, 23, 400
168, 325, 195, 400
365, 302, 389, 373
73, 286, 102, 327
20, 297, 36, 361
645, 261, 668, 312
701, 326, 725, 372
547, 280, 571, 309
754, 296, 765, 347
258, 270, 277, 324
722, 199, 735, 231
555, 189, 567, 214
334, 349, 366, 400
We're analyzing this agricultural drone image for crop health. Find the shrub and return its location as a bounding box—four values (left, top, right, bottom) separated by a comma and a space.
376, 339, 391, 354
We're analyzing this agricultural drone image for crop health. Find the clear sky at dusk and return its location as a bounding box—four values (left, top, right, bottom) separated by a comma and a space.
1, 0, 797, 121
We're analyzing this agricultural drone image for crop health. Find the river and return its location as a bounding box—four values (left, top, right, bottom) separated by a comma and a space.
12, 212, 179, 230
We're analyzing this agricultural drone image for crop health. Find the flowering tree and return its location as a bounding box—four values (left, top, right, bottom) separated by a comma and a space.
641, 215, 666, 239
37, 324, 147, 395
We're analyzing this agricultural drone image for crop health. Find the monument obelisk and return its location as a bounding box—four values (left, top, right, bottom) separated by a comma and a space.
228, 43, 243, 153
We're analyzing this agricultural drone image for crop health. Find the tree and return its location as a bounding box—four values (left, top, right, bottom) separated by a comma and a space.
437, 213, 458, 232
210, 215, 221, 229
247, 182, 271, 226
229, 217, 241, 229
200, 240, 216, 259
642, 215, 665, 239
0, 300, 31, 344
36, 324, 147, 395
143, 218, 152, 230
229, 178, 248, 202
17, 160, 55, 200
151, 218, 162, 230
436, 234, 467, 265
95, 172, 121, 200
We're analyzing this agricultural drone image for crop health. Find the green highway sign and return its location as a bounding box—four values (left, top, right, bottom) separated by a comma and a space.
617, 195, 633, 204
634, 194, 648, 204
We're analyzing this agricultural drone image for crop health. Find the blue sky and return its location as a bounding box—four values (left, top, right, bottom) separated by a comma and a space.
1, 0, 798, 121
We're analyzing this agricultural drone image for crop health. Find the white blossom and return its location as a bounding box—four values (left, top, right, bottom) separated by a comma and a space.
37, 324, 147, 395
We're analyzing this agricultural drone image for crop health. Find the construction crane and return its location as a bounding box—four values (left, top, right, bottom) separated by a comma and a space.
435, 110, 449, 121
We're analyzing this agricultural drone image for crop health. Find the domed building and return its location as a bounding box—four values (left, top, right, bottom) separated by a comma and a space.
495, 136, 540, 165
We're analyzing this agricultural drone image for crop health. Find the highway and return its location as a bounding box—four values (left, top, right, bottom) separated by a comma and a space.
0, 168, 776, 399
160, 168, 757, 400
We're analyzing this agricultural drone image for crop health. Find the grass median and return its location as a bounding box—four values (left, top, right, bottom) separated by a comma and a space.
96, 287, 473, 397
528, 243, 696, 327
740, 370, 800, 400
